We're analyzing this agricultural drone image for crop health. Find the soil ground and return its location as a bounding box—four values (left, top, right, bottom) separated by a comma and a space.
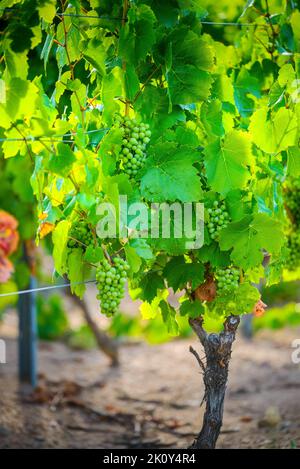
1, 324, 300, 449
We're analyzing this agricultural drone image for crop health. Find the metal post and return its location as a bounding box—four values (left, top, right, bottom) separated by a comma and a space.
18, 242, 37, 388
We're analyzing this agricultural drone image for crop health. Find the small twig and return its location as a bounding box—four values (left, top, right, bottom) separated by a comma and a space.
133, 65, 161, 104
189, 317, 208, 345
189, 345, 206, 373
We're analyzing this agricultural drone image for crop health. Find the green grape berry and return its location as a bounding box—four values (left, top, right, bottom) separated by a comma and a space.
284, 178, 300, 228
114, 114, 151, 181
286, 231, 300, 270
67, 220, 95, 250
206, 200, 231, 241
96, 257, 129, 316
215, 266, 240, 295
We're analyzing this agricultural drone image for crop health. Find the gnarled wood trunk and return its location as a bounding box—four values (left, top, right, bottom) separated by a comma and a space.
189, 315, 240, 449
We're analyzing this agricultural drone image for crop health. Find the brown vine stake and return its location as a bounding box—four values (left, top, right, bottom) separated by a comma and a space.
189, 315, 240, 449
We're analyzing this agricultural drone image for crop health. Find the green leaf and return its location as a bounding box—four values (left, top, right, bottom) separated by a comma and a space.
82, 38, 106, 76
180, 299, 204, 318
83, 245, 104, 264
41, 33, 54, 71
101, 68, 123, 124
167, 65, 212, 105
47, 143, 76, 177
201, 99, 224, 137
38, 0, 56, 23
163, 256, 204, 291
10, 25, 33, 52
219, 213, 284, 270
268, 81, 284, 107
67, 249, 89, 298
125, 244, 142, 273
278, 63, 295, 87
139, 289, 168, 319
0, 78, 38, 128
171, 29, 214, 71
210, 282, 260, 316
249, 108, 298, 154
197, 244, 231, 268
129, 238, 154, 260
160, 300, 179, 335
52, 220, 70, 275
139, 272, 165, 302
135, 85, 185, 138
287, 146, 300, 177
141, 142, 202, 202
98, 127, 123, 176
132, 4, 157, 62
234, 68, 260, 116
124, 64, 140, 102
204, 130, 253, 196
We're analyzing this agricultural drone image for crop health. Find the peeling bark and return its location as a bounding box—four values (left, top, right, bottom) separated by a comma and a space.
189, 315, 240, 449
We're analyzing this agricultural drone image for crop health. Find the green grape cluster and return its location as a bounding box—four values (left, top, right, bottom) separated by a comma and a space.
114, 114, 151, 179
68, 220, 94, 249
286, 232, 300, 270
215, 266, 240, 294
96, 257, 129, 316
207, 200, 230, 240
284, 178, 300, 227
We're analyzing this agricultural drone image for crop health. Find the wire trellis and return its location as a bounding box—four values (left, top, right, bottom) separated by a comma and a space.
0, 128, 111, 144
0, 279, 96, 298
0, 7, 274, 28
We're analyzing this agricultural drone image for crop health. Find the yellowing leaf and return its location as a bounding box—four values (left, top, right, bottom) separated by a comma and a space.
249, 108, 298, 154
139, 290, 168, 319
39, 221, 55, 239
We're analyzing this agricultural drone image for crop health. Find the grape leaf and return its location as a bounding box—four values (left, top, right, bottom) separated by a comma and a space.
209, 282, 260, 316
124, 64, 140, 102
234, 68, 261, 116
125, 244, 142, 273
287, 146, 300, 177
180, 299, 204, 318
167, 65, 212, 105
219, 213, 284, 269
139, 272, 165, 302
98, 127, 123, 176
47, 143, 76, 177
141, 142, 202, 202
67, 249, 89, 298
249, 108, 298, 154
163, 256, 204, 291
160, 300, 179, 335
171, 29, 214, 71
204, 130, 253, 196
139, 289, 168, 319
52, 220, 70, 275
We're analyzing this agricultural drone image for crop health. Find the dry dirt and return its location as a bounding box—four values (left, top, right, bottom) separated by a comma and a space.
1, 326, 300, 449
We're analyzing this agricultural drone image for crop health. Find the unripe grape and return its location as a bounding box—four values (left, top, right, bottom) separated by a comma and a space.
96, 257, 130, 316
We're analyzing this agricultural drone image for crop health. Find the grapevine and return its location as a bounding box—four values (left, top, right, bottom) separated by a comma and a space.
0, 0, 299, 451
